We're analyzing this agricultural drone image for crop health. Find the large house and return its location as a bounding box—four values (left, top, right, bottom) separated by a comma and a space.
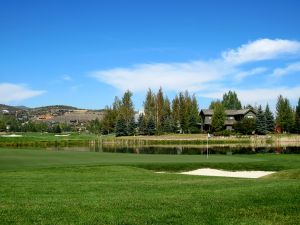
200, 108, 256, 131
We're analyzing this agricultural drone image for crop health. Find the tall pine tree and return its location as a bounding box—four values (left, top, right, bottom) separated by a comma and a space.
256, 105, 267, 135
137, 114, 146, 135
172, 95, 180, 132
276, 95, 294, 133
146, 116, 156, 135
115, 116, 127, 137
294, 98, 300, 134
265, 104, 275, 133
188, 95, 200, 133
144, 89, 156, 122
222, 90, 242, 110
155, 87, 165, 133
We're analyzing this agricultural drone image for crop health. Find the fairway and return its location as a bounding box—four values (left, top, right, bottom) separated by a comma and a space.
0, 148, 300, 225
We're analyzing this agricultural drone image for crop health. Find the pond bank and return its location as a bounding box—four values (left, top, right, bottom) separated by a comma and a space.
0, 133, 300, 148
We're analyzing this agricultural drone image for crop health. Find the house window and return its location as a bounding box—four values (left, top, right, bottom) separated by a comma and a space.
247, 115, 253, 118
208, 116, 212, 120
228, 116, 234, 120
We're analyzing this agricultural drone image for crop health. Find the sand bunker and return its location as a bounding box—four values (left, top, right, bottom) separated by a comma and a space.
1, 134, 23, 137
179, 168, 275, 178
54, 134, 70, 137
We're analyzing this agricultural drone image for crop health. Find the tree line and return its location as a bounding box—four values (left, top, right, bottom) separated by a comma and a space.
208, 91, 300, 135
90, 89, 300, 136
2, 89, 299, 136
89, 88, 201, 136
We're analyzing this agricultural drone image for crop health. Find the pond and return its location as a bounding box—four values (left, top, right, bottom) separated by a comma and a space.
12, 145, 300, 154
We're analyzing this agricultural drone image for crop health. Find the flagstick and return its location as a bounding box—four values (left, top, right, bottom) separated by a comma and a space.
207, 133, 209, 159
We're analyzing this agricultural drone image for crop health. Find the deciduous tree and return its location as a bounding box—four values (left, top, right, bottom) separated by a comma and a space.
211, 101, 225, 132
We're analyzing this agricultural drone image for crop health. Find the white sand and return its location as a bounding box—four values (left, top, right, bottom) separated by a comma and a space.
54, 134, 70, 137
1, 134, 23, 137
179, 168, 275, 178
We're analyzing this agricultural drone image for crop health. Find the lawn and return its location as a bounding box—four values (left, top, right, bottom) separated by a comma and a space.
0, 148, 299, 225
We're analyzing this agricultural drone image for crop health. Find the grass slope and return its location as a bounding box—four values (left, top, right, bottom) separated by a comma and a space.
0, 148, 299, 224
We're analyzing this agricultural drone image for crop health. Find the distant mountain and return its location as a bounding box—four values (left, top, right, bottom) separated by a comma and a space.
14, 105, 31, 110
32, 105, 79, 111
0, 104, 105, 113
0, 104, 23, 112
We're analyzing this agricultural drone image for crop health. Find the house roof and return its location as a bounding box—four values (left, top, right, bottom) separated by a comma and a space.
200, 109, 256, 116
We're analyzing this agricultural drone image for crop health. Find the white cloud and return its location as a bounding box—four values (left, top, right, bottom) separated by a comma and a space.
272, 62, 300, 77
235, 67, 267, 81
200, 86, 300, 107
222, 39, 300, 64
62, 75, 72, 81
0, 83, 45, 104
90, 38, 300, 108
90, 60, 235, 92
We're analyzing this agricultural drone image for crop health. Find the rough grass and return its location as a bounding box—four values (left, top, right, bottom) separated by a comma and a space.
0, 148, 300, 224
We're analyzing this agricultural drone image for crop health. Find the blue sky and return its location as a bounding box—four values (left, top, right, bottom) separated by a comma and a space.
0, 0, 300, 110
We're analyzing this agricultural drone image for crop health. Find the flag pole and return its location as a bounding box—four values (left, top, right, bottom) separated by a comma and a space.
207, 133, 209, 159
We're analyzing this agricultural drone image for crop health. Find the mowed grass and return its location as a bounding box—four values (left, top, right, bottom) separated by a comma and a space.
0, 148, 300, 225
0, 132, 100, 142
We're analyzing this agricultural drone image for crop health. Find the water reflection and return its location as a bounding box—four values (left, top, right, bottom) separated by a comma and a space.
40, 145, 300, 154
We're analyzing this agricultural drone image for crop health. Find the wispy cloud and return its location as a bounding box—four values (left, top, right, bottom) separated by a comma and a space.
200, 86, 300, 107
62, 75, 72, 81
222, 39, 300, 64
272, 61, 300, 77
234, 67, 267, 81
90, 60, 235, 92
0, 83, 45, 104
90, 38, 300, 107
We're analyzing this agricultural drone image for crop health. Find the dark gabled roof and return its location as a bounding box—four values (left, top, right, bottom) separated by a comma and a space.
200, 109, 256, 116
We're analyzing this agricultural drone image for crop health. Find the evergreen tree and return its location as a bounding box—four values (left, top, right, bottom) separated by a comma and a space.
137, 114, 147, 135
146, 116, 156, 135
233, 118, 256, 135
211, 101, 225, 132
179, 92, 188, 133
162, 115, 174, 133
144, 89, 156, 122
209, 100, 219, 110
127, 117, 136, 136
155, 87, 165, 133
276, 95, 294, 132
256, 105, 267, 135
188, 95, 200, 133
265, 104, 275, 133
163, 97, 171, 117
244, 104, 255, 110
115, 116, 127, 137
222, 90, 242, 110
172, 95, 180, 132
294, 98, 300, 134
119, 90, 135, 136
162, 97, 173, 133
